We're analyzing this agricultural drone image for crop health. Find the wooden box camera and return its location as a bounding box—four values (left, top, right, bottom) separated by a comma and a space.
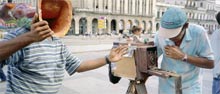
112, 42, 158, 80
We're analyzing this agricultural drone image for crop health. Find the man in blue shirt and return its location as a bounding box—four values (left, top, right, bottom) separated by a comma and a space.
211, 12, 220, 94
154, 7, 214, 94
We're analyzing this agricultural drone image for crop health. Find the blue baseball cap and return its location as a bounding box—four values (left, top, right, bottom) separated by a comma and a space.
158, 7, 187, 38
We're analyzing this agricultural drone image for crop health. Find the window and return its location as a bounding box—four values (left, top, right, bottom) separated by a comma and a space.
103, 0, 108, 10
105, 0, 108, 9
193, 2, 195, 7
200, 2, 203, 7
94, 0, 98, 9
157, 11, 160, 18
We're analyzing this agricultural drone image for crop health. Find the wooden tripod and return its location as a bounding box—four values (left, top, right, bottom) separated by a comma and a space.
126, 68, 182, 94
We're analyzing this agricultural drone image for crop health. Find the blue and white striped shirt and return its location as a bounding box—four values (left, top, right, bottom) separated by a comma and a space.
1, 27, 82, 94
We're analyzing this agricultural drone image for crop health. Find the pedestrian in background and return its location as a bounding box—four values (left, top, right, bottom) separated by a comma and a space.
131, 26, 148, 43
211, 11, 220, 94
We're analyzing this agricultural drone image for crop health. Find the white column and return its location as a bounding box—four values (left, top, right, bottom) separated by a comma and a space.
150, 0, 153, 15
124, 0, 128, 14
107, 0, 111, 12
98, 0, 103, 11
74, 17, 80, 35
139, 0, 142, 15
147, 0, 151, 15
112, 0, 114, 13
95, 0, 97, 11
145, 0, 149, 15
107, 19, 111, 33
132, 0, 135, 15
116, 0, 120, 13
87, 17, 92, 34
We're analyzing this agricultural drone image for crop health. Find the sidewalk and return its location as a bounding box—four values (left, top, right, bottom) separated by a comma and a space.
61, 35, 118, 53
62, 34, 155, 53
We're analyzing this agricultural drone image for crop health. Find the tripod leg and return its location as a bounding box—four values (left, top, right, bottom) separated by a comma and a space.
135, 82, 148, 94
126, 81, 136, 94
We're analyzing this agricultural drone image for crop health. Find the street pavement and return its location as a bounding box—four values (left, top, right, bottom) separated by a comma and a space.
0, 35, 214, 94
61, 35, 117, 53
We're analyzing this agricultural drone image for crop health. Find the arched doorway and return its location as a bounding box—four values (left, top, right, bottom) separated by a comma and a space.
156, 23, 160, 31
142, 21, 146, 33
127, 20, 133, 33
67, 19, 75, 35
79, 18, 87, 35
119, 20, 125, 34
92, 18, 98, 35
111, 19, 117, 34
148, 21, 152, 33
134, 20, 139, 26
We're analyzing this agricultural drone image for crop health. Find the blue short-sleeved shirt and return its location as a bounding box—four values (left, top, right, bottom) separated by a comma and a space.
154, 24, 214, 94
1, 27, 82, 94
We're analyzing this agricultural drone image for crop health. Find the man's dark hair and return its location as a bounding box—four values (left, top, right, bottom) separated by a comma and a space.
216, 12, 220, 25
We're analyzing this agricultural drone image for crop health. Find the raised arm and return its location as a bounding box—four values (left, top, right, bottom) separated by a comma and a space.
76, 46, 128, 72
0, 14, 53, 61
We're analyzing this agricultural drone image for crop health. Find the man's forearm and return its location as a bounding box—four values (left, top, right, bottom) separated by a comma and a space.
76, 58, 107, 72
187, 55, 214, 69
0, 33, 34, 61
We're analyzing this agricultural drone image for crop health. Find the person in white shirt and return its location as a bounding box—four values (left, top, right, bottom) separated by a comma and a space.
131, 26, 147, 43
211, 12, 220, 94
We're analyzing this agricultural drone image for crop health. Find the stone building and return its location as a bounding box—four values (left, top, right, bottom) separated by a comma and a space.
185, 0, 218, 33
70, 0, 156, 35
156, 0, 219, 33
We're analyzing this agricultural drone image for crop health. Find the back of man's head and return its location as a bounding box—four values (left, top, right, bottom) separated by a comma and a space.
216, 12, 220, 25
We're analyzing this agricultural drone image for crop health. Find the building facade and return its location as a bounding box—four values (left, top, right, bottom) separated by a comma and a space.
156, 0, 219, 33
70, 0, 156, 35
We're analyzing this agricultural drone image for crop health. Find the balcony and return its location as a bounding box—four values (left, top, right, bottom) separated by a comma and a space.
185, 5, 198, 10
73, 7, 153, 17
206, 9, 217, 13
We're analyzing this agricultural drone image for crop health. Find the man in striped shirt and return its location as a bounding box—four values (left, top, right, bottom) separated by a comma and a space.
0, 15, 127, 94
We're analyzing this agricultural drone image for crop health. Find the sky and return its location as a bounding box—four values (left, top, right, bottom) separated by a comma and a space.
217, 0, 220, 4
